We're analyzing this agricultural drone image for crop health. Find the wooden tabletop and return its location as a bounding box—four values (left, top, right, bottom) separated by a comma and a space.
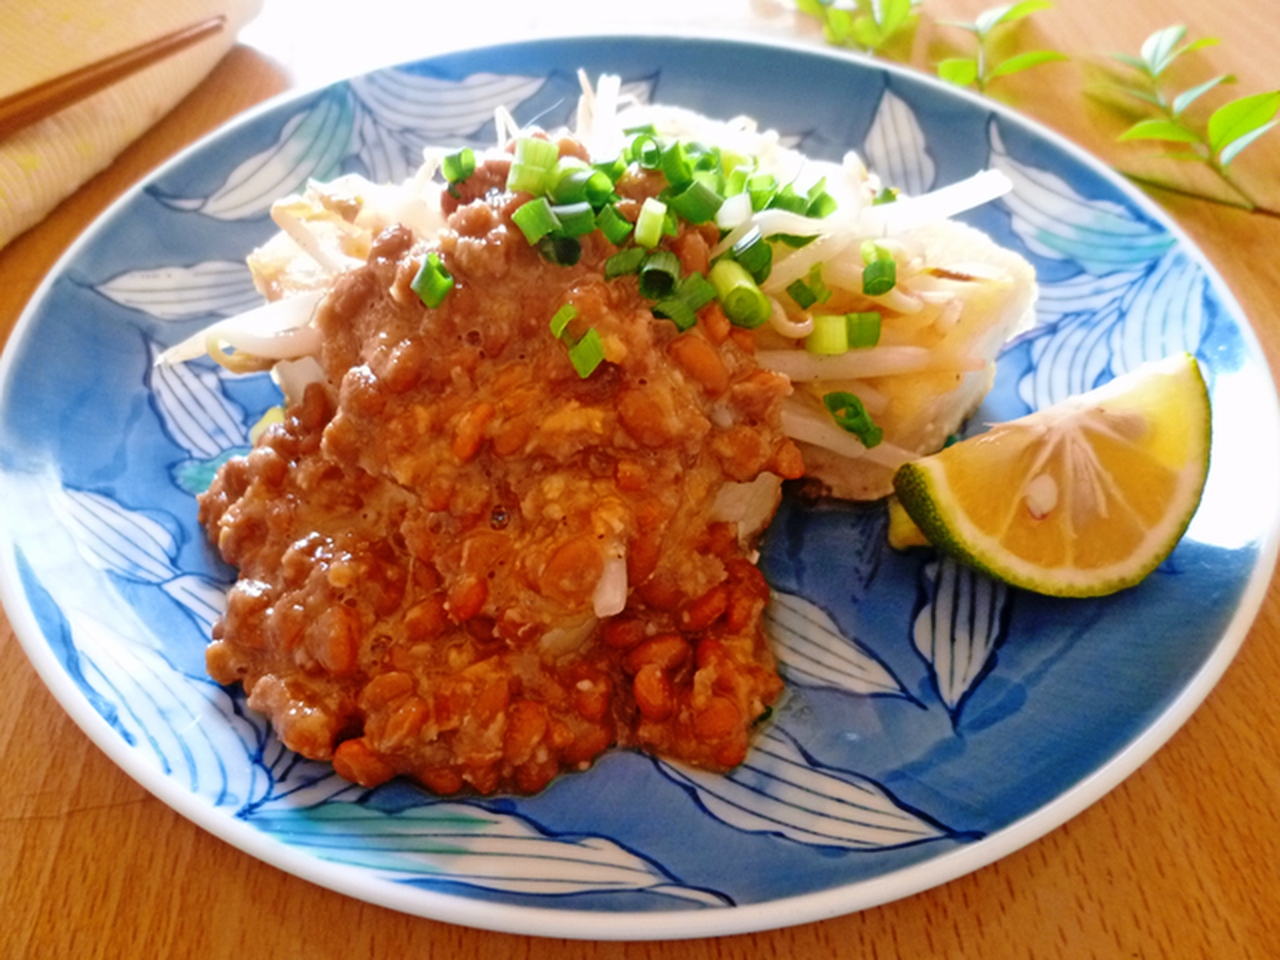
3, 1, 1278, 956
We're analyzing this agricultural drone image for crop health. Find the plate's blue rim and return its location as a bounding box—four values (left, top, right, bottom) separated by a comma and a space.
1, 30, 1277, 941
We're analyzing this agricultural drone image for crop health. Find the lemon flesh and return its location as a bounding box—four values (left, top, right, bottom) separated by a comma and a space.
892, 354, 1211, 597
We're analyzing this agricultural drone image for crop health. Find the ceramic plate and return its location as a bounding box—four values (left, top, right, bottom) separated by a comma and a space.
2, 35, 1277, 940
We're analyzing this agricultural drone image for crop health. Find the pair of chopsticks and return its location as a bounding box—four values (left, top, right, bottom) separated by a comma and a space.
0, 15, 226, 143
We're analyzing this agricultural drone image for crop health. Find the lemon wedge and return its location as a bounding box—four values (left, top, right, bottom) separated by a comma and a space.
891, 353, 1211, 597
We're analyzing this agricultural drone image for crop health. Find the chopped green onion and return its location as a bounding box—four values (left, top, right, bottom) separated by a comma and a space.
676, 271, 717, 311
595, 204, 633, 245
666, 179, 723, 224
511, 197, 560, 243
862, 257, 897, 296
768, 183, 808, 215
786, 278, 818, 310
806, 314, 848, 355
537, 235, 581, 266
873, 187, 900, 205
861, 241, 897, 296
638, 249, 681, 300
786, 263, 830, 310
652, 273, 717, 332
730, 227, 773, 284
724, 166, 749, 197
549, 303, 578, 339
442, 147, 475, 184
747, 172, 777, 211
709, 259, 771, 329
410, 252, 454, 308
634, 197, 668, 248
847, 311, 882, 348
651, 297, 697, 331
806, 190, 838, 219
661, 141, 694, 187
550, 159, 614, 207
593, 155, 627, 182
806, 263, 830, 304
567, 327, 606, 378
513, 137, 559, 170
506, 161, 550, 196
605, 246, 646, 279
823, 391, 883, 447
549, 201, 596, 238
628, 133, 662, 169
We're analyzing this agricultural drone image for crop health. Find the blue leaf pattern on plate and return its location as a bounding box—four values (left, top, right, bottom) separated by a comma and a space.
862, 88, 936, 196
766, 591, 907, 698
156, 89, 355, 219
245, 802, 728, 904
146, 343, 250, 459
990, 123, 1175, 273
658, 728, 958, 850
912, 556, 1009, 715
93, 261, 261, 320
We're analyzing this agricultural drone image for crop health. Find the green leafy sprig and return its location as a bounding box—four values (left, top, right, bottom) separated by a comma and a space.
1105, 25, 1280, 217
936, 1, 1068, 94
796, 0, 920, 57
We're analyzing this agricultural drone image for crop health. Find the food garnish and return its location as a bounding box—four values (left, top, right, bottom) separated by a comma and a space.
892, 353, 1211, 597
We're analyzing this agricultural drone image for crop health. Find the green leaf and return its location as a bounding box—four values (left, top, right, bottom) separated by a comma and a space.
822, 7, 854, 44
937, 18, 982, 34
1208, 90, 1280, 153
878, 0, 913, 34
1218, 118, 1278, 166
974, 0, 1053, 36
1171, 74, 1235, 115
937, 58, 980, 87
1117, 118, 1202, 144
794, 0, 828, 16
989, 49, 1070, 79
1140, 25, 1188, 76
850, 14, 886, 49
1108, 52, 1151, 74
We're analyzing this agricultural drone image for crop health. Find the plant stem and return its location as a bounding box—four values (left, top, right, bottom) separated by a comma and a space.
1121, 170, 1280, 219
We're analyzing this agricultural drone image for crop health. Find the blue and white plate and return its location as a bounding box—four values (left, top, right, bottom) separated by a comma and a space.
2, 36, 1277, 939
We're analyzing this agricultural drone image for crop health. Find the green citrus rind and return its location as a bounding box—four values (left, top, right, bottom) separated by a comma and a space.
891, 354, 1211, 598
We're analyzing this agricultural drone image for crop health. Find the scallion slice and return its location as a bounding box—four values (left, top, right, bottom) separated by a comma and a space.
638, 249, 681, 300
567, 327, 606, 378
410, 252, 454, 308
747, 172, 777, 211
730, 227, 773, 284
513, 136, 559, 170
786, 278, 818, 310
549, 303, 578, 339
595, 204, 633, 245
709, 259, 771, 329
861, 240, 897, 296
549, 201, 597, 238
442, 147, 475, 184
605, 247, 646, 279
847, 311, 882, 348
651, 297, 697, 331
511, 197, 560, 243
537, 235, 581, 266
666, 179, 723, 225
823, 391, 883, 447
629, 133, 662, 170
634, 197, 668, 248
661, 141, 694, 187
506, 161, 549, 196
806, 313, 849, 355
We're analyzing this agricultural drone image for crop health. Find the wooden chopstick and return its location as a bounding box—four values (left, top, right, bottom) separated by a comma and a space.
0, 15, 226, 143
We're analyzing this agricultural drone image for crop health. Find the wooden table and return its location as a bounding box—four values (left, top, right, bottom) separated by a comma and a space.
3, 1, 1278, 956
